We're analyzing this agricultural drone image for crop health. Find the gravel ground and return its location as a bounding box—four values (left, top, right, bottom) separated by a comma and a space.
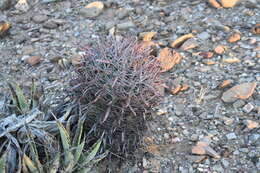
0, 0, 259, 172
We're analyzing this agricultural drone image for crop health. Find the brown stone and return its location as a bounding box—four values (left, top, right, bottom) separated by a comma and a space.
208, 0, 222, 8
221, 0, 239, 8
219, 80, 233, 88
200, 52, 214, 59
228, 33, 241, 43
221, 82, 257, 103
157, 48, 182, 72
214, 45, 226, 54
170, 33, 194, 48
246, 120, 259, 129
25, 56, 41, 66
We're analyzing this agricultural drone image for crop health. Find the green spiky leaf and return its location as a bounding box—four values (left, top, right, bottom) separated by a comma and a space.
74, 138, 85, 165
56, 120, 74, 167
72, 116, 85, 146
0, 153, 6, 173
49, 152, 60, 173
27, 133, 44, 173
80, 139, 102, 166
15, 85, 29, 113
23, 154, 39, 173
30, 79, 38, 108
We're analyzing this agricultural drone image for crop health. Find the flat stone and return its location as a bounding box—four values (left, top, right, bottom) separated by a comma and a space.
204, 145, 221, 159
180, 38, 199, 51
233, 100, 246, 109
248, 134, 259, 143
226, 133, 237, 140
80, 2, 104, 18
117, 21, 136, 30
223, 117, 234, 125
212, 164, 224, 173
117, 8, 129, 19
80, 7, 102, 18
197, 32, 210, 40
32, 14, 48, 23
221, 159, 229, 168
25, 55, 42, 66
0, 0, 12, 10
246, 120, 259, 129
221, 82, 257, 103
242, 103, 254, 113
43, 20, 58, 29
174, 104, 185, 116
188, 155, 206, 163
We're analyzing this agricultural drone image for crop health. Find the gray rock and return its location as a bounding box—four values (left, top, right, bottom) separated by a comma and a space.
221, 159, 229, 168
226, 133, 237, 140
248, 134, 259, 143
197, 32, 210, 40
117, 21, 135, 30
79, 7, 103, 18
174, 104, 185, 116
242, 103, 254, 113
233, 100, 246, 109
43, 20, 58, 29
0, 0, 12, 10
32, 15, 48, 24
117, 8, 129, 19
239, 148, 249, 153
212, 164, 224, 173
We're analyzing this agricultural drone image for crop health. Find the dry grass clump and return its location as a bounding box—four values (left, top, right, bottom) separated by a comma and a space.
69, 36, 164, 157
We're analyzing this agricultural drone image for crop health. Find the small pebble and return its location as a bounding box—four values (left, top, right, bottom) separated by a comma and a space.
226, 133, 237, 140
242, 103, 254, 113
117, 21, 135, 30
